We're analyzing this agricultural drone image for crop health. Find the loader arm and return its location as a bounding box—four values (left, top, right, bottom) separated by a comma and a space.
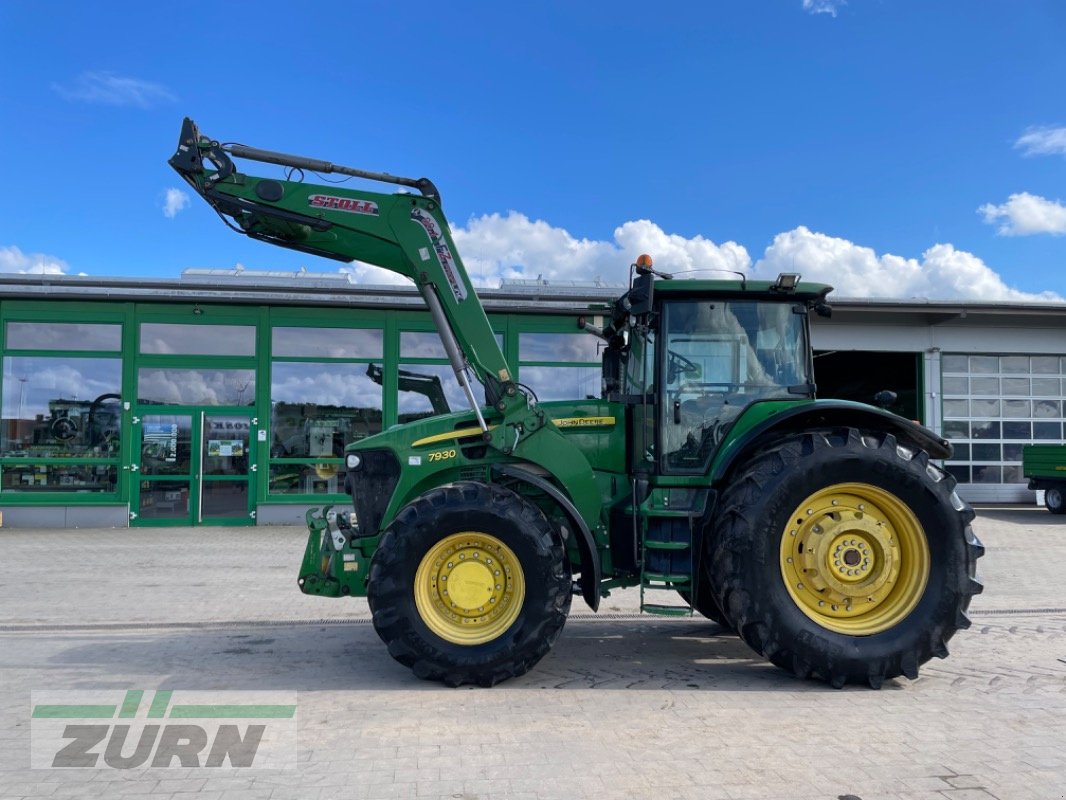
169, 118, 604, 530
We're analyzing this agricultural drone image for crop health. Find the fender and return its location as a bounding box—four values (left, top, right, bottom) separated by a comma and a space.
491, 463, 601, 612
711, 400, 952, 484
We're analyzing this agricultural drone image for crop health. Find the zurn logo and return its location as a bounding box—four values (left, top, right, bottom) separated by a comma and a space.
31, 690, 296, 770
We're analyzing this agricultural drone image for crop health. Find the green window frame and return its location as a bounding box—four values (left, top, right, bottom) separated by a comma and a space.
0, 302, 131, 504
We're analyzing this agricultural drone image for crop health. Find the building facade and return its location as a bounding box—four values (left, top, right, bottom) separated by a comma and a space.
1, 272, 1063, 527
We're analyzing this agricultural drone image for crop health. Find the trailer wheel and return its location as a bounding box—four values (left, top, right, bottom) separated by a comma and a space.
367, 481, 572, 687
1045, 485, 1066, 515
710, 428, 984, 689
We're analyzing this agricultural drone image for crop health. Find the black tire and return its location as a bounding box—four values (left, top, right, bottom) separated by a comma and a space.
1045, 485, 1066, 515
678, 581, 733, 630
710, 428, 984, 689
367, 481, 572, 687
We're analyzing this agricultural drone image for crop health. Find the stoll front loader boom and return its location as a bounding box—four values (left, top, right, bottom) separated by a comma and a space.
171, 119, 984, 688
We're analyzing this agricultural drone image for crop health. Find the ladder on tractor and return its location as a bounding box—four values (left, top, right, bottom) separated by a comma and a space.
638, 492, 709, 616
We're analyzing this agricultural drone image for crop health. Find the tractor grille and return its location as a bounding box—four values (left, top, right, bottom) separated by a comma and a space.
347, 449, 400, 537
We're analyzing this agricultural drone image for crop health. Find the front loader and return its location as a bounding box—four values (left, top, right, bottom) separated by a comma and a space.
171, 119, 984, 688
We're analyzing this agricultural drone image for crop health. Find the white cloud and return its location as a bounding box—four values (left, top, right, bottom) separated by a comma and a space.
339, 211, 1057, 303
1014, 126, 1066, 158
979, 192, 1066, 236
450, 212, 750, 286
51, 71, 176, 108
0, 245, 70, 275
751, 225, 1060, 302
803, 0, 845, 16
162, 188, 190, 219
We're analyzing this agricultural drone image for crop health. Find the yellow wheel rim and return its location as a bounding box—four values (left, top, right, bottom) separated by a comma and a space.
779, 482, 930, 635
414, 532, 525, 645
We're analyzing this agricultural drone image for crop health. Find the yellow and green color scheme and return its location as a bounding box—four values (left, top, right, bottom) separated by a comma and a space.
174, 119, 983, 689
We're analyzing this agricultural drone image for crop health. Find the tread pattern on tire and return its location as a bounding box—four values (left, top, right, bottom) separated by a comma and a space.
710, 427, 984, 689
367, 481, 572, 687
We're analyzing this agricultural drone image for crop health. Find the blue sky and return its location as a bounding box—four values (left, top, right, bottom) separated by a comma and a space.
1, 1, 1064, 300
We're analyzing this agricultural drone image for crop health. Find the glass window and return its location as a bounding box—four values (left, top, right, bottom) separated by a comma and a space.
943, 421, 968, 439
273, 326, 383, 359
1002, 400, 1030, 418
1003, 464, 1024, 483
944, 464, 969, 483
140, 323, 255, 356
2, 357, 122, 458
1, 463, 118, 493
137, 480, 191, 520
5, 322, 121, 352
1002, 421, 1031, 439
942, 355, 967, 372
943, 400, 968, 418
972, 443, 1000, 461
1032, 378, 1060, 396
1034, 421, 1062, 440
969, 356, 998, 374
520, 366, 600, 402
1000, 356, 1029, 374
1032, 356, 1059, 374
396, 364, 465, 423
971, 399, 1000, 418
138, 368, 256, 406
141, 415, 193, 475
400, 331, 503, 359
970, 377, 999, 395
269, 463, 348, 495
270, 362, 382, 458
972, 465, 1002, 483
1003, 444, 1024, 462
1034, 399, 1062, 419
950, 443, 970, 461
1002, 378, 1030, 396
942, 376, 967, 395
971, 421, 1000, 440
519, 333, 601, 363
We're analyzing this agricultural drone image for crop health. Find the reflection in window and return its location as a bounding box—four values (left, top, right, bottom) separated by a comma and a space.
519, 333, 601, 362
1, 357, 122, 458
1, 463, 118, 492
400, 331, 503, 359
519, 366, 600, 402
270, 363, 382, 459
140, 323, 255, 356
269, 463, 348, 495
6, 322, 121, 352
396, 363, 462, 423
273, 327, 383, 359
138, 368, 256, 406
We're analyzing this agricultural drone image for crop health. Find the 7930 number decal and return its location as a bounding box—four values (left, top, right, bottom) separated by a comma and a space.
427, 449, 457, 462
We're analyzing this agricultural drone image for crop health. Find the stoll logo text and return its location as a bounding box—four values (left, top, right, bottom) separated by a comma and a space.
30, 690, 297, 769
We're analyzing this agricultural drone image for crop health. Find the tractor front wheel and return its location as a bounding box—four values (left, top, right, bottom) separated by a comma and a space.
710, 428, 984, 688
367, 481, 572, 686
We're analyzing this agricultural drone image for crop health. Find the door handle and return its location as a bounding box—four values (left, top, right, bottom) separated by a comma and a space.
673, 400, 681, 425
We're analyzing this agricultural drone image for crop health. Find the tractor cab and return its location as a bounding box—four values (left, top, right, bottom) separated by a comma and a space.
598, 263, 832, 476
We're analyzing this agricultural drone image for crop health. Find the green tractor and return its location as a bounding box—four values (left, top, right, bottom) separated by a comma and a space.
171, 119, 984, 688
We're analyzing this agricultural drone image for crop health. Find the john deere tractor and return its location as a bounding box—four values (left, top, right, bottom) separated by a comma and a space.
171, 119, 984, 688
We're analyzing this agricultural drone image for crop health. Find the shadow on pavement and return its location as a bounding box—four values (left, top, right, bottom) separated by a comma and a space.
973, 504, 1064, 525
15, 618, 887, 693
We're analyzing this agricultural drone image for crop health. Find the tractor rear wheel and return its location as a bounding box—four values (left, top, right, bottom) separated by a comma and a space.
710, 428, 984, 688
678, 581, 733, 630
367, 481, 572, 686
1045, 484, 1066, 514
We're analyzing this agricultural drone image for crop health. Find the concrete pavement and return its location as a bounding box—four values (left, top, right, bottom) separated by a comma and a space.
0, 506, 1064, 799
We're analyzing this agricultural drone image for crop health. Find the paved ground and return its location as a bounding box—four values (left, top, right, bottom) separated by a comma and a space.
0, 506, 1064, 799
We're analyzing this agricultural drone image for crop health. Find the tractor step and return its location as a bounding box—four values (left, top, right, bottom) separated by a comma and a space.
643, 540, 689, 551
642, 603, 693, 617
643, 572, 691, 584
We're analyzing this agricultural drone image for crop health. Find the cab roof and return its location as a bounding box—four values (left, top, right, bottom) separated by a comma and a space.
653, 278, 833, 302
